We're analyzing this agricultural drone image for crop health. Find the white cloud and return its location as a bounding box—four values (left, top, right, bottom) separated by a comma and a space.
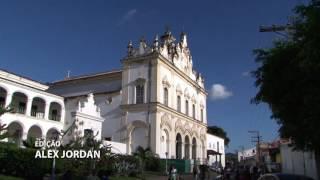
210, 84, 233, 100
241, 71, 251, 77
117, 9, 137, 26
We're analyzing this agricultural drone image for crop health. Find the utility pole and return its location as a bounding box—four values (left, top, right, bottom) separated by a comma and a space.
248, 130, 262, 165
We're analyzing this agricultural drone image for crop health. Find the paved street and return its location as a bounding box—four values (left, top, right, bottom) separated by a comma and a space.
147, 170, 219, 180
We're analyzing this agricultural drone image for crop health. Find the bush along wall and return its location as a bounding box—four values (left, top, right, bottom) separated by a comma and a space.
0, 143, 142, 179
0, 143, 52, 180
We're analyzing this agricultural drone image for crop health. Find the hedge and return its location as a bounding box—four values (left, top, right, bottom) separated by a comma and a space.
0, 143, 142, 179
0, 143, 51, 179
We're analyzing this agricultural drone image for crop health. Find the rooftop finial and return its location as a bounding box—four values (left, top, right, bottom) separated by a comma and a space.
180, 32, 188, 48
153, 34, 159, 52
127, 40, 133, 56
139, 36, 147, 55
161, 26, 176, 44
139, 36, 147, 48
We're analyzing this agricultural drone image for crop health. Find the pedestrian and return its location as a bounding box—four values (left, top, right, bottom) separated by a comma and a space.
168, 165, 173, 180
171, 165, 178, 180
193, 165, 198, 180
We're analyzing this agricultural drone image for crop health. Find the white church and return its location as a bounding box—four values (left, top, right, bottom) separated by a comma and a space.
0, 30, 225, 165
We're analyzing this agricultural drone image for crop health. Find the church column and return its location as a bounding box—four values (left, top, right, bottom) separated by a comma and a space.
181, 140, 185, 159
150, 112, 160, 155
172, 138, 176, 159
5, 93, 12, 107
125, 125, 133, 154
26, 98, 33, 116
60, 107, 65, 123
44, 102, 50, 120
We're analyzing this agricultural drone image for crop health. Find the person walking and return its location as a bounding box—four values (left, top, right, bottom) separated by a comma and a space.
171, 166, 177, 180
168, 165, 173, 180
193, 165, 199, 180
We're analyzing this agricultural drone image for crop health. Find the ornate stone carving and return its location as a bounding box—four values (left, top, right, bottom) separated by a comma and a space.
175, 119, 183, 128
161, 113, 172, 131
184, 88, 190, 99
184, 122, 192, 136
191, 95, 196, 104
176, 84, 183, 95
124, 29, 205, 88
162, 76, 171, 88
135, 78, 146, 85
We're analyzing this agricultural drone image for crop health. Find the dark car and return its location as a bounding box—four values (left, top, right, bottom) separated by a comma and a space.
258, 173, 314, 180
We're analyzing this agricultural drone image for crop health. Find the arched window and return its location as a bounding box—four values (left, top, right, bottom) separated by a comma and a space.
0, 87, 7, 108
49, 102, 62, 121
84, 129, 94, 145
31, 97, 45, 118
192, 138, 197, 159
192, 104, 196, 119
12, 92, 27, 114
84, 129, 94, 138
176, 133, 182, 159
164, 88, 168, 106
185, 136, 190, 159
185, 100, 189, 116
177, 96, 181, 112
136, 85, 144, 104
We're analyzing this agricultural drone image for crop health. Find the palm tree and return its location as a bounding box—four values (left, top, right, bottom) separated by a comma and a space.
133, 146, 154, 174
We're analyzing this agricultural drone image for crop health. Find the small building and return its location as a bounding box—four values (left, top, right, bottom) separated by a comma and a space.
0, 70, 66, 144
238, 147, 257, 166
207, 133, 225, 167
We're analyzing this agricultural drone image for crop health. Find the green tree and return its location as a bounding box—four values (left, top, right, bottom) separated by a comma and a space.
207, 125, 230, 146
252, 0, 320, 157
133, 146, 156, 174
0, 106, 13, 140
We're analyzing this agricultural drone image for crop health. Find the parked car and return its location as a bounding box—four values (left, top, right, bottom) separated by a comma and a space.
258, 173, 314, 180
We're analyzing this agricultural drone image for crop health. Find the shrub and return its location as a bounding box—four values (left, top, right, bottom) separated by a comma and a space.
0, 142, 142, 179
0, 143, 51, 180
145, 156, 161, 171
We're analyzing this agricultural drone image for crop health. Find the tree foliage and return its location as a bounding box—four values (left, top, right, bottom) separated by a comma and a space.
252, 1, 320, 152
133, 146, 160, 173
0, 106, 13, 140
207, 125, 230, 146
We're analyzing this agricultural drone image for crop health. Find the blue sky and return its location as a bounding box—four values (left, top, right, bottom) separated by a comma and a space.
0, 0, 308, 152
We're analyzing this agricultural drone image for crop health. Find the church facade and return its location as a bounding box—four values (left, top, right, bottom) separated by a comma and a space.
0, 30, 208, 162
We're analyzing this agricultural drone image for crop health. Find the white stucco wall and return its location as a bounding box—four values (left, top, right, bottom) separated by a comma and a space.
207, 133, 225, 167
95, 93, 122, 141
103, 140, 127, 154
281, 144, 318, 179
0, 73, 65, 143
238, 147, 257, 162
157, 62, 207, 124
